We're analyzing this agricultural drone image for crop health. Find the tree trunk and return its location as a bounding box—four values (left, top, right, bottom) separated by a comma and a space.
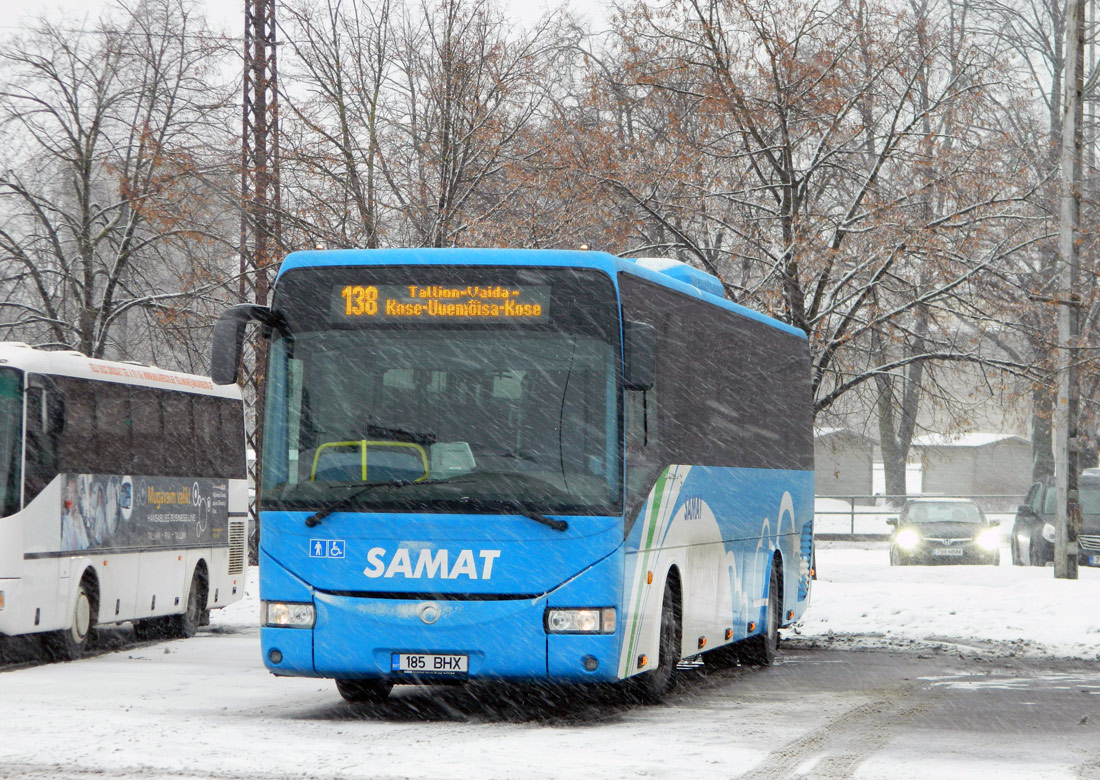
1031, 387, 1055, 481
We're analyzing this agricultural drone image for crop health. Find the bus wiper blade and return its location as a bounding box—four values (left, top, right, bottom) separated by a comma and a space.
303, 476, 477, 527
461, 498, 568, 532
521, 511, 568, 532
304, 480, 411, 527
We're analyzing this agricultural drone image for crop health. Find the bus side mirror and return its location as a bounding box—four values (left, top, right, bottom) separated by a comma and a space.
211, 304, 276, 385
623, 320, 656, 391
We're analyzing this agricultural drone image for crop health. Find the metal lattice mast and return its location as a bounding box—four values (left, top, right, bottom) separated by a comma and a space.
240, 0, 281, 558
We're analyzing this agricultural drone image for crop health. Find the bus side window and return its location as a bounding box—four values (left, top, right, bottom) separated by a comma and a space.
162, 392, 195, 476
23, 374, 66, 504
624, 390, 647, 448
217, 398, 247, 479
95, 382, 131, 475
192, 395, 218, 476
57, 377, 94, 473
130, 388, 165, 476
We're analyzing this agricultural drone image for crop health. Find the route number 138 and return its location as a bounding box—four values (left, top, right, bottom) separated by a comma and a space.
341, 285, 378, 316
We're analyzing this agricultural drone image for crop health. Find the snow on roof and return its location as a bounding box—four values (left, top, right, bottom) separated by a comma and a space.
814, 427, 875, 442
911, 432, 1029, 448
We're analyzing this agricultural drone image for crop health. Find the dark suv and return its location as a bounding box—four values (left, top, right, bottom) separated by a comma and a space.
1012, 476, 1100, 567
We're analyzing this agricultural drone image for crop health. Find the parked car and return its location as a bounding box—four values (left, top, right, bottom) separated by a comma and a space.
887, 497, 1000, 566
1012, 475, 1100, 567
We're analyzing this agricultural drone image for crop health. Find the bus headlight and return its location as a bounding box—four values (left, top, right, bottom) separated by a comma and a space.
977, 528, 1000, 551
896, 529, 921, 551
545, 608, 616, 634
1042, 523, 1056, 543
261, 601, 315, 628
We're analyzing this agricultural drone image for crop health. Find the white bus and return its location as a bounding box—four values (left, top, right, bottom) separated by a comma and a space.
0, 343, 249, 660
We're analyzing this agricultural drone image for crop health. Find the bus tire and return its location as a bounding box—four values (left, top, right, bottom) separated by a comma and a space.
133, 617, 173, 642
633, 577, 681, 703
741, 560, 780, 666
335, 678, 393, 703
45, 578, 96, 662
167, 568, 208, 639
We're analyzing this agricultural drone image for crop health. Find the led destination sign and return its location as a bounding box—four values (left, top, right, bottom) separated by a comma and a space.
332, 283, 551, 322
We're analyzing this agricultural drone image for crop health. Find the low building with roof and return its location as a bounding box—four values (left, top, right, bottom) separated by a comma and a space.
814, 428, 875, 499
911, 432, 1030, 503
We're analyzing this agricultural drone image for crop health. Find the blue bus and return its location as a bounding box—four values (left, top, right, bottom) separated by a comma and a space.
212, 248, 814, 702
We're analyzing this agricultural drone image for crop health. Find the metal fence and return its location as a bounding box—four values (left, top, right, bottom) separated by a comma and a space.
814, 494, 1024, 539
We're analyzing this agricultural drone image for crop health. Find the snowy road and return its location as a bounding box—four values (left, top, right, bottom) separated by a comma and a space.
1, 542, 1098, 779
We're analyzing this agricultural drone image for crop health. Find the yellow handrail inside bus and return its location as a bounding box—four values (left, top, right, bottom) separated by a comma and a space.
310, 440, 429, 483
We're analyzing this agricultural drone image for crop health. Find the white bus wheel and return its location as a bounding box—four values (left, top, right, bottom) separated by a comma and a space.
133, 617, 173, 642
44, 580, 95, 662
173, 571, 208, 639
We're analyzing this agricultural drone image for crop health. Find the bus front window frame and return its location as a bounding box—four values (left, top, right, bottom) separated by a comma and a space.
260, 266, 624, 518
261, 326, 623, 517
0, 367, 23, 517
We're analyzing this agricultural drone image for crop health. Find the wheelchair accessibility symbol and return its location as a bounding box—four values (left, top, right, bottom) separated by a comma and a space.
309, 539, 346, 559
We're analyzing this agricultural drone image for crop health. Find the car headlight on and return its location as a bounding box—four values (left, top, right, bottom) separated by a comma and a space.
1042, 523, 1056, 543
977, 528, 1000, 551
261, 601, 316, 628
545, 607, 617, 634
896, 528, 921, 551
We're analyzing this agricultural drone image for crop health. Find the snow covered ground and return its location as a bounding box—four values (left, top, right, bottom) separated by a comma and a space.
0, 538, 1097, 779
795, 540, 1100, 660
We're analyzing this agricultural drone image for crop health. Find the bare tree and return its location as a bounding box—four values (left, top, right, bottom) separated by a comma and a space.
279, 0, 392, 249
563, 0, 1040, 448
0, 0, 236, 366
277, 0, 567, 250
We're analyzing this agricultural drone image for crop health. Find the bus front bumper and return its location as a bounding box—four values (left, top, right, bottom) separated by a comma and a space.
261, 591, 624, 684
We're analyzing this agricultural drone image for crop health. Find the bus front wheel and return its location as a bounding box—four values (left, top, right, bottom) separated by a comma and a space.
335, 678, 393, 704
632, 578, 682, 703
45, 579, 95, 662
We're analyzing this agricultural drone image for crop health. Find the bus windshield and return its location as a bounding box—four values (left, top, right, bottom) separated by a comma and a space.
0, 367, 23, 518
261, 269, 622, 516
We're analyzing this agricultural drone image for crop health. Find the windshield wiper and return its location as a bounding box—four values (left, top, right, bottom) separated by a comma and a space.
302, 477, 478, 527
304, 480, 414, 527
459, 498, 569, 532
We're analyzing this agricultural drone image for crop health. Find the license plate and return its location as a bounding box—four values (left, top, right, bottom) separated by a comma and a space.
932, 548, 964, 557
391, 653, 468, 675
1089, 555, 1100, 567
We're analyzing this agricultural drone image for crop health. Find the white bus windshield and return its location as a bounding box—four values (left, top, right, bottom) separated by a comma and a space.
0, 368, 21, 517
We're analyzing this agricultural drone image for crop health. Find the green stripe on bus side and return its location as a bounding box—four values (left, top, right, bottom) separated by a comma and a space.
621, 468, 670, 677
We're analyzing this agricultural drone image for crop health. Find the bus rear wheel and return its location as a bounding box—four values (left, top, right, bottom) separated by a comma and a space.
45, 580, 95, 661
741, 561, 780, 666
335, 678, 393, 703
171, 570, 208, 639
133, 616, 173, 641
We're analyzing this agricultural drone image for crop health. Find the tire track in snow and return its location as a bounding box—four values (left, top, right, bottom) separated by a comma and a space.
737, 681, 934, 779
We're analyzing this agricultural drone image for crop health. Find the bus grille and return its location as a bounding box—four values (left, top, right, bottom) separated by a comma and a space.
228, 520, 247, 575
